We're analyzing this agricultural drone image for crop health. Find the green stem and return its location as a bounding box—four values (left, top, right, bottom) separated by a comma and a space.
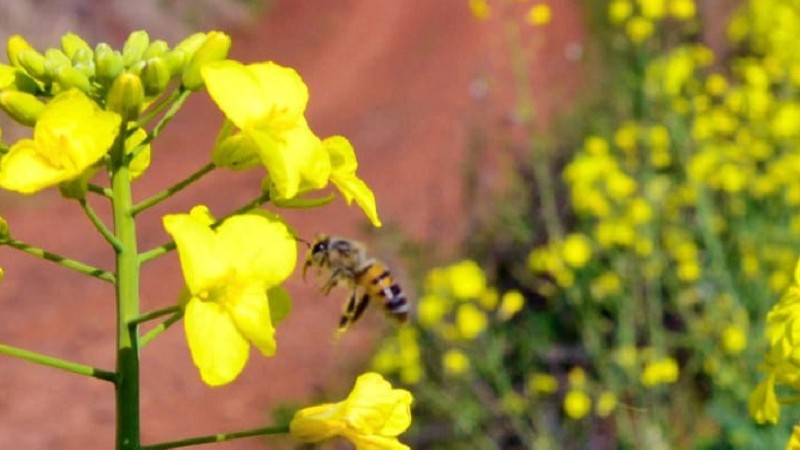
138, 191, 271, 265
140, 425, 290, 450
130, 88, 191, 162
136, 88, 181, 128
2, 238, 115, 283
0, 343, 116, 382
129, 305, 182, 327
131, 163, 216, 216
110, 125, 142, 450
80, 198, 123, 251
88, 183, 113, 198
139, 310, 183, 347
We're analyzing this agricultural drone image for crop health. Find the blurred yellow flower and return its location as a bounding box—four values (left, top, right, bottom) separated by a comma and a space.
626, 16, 655, 44
526, 4, 551, 26
721, 325, 747, 355
468, 0, 491, 21
749, 374, 779, 425
639, 0, 666, 19
456, 303, 488, 339
443, 349, 470, 375
527, 372, 558, 395
787, 425, 800, 450
608, 0, 633, 24
641, 357, 679, 387
596, 391, 618, 417
669, 0, 695, 20
290, 372, 413, 450
562, 233, 592, 268
568, 366, 587, 388
564, 390, 591, 419
498, 290, 525, 320
417, 294, 449, 328
448, 260, 487, 300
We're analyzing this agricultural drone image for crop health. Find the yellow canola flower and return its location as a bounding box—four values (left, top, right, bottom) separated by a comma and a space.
291, 372, 413, 450
324, 136, 381, 227
527, 372, 558, 394
468, 0, 491, 21
641, 357, 679, 386
448, 259, 487, 300
564, 389, 591, 419
561, 233, 592, 268
443, 349, 470, 375
497, 290, 525, 320
787, 425, 800, 450
0, 90, 121, 194
164, 205, 296, 386
595, 391, 618, 417
201, 60, 330, 199
626, 16, 655, 44
456, 303, 488, 339
721, 324, 747, 355
526, 4, 551, 26
749, 374, 779, 425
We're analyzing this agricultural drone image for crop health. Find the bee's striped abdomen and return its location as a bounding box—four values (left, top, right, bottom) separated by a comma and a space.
358, 263, 409, 324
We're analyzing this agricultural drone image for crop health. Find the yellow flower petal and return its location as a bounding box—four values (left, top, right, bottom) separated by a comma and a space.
163, 210, 227, 294
228, 284, 276, 357
184, 297, 249, 386
201, 60, 307, 130
215, 212, 297, 286
325, 136, 382, 227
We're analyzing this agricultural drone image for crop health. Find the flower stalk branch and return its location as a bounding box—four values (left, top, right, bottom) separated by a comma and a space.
2, 238, 115, 283
0, 343, 117, 382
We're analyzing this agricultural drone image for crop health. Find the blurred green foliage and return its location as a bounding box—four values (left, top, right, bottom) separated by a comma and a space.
372, 0, 800, 448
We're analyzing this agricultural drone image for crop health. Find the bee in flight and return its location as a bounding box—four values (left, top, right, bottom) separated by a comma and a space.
303, 234, 409, 333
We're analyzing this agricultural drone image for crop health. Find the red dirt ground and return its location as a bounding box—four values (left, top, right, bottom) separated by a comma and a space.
0, 1, 584, 448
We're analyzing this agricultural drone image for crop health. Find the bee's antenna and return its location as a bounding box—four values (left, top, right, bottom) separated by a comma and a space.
295, 235, 311, 248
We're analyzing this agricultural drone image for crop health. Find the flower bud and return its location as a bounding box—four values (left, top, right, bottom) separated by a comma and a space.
122, 30, 150, 67
182, 31, 231, 91
0, 90, 46, 126
0, 64, 39, 94
61, 32, 92, 60
71, 47, 95, 77
94, 43, 124, 84
55, 65, 92, 93
16, 49, 47, 80
140, 57, 171, 96
143, 40, 169, 59
106, 72, 144, 122
7, 35, 34, 68
163, 50, 186, 77
44, 48, 71, 81
173, 32, 207, 58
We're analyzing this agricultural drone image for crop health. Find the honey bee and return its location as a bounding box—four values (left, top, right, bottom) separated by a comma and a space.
303, 234, 409, 333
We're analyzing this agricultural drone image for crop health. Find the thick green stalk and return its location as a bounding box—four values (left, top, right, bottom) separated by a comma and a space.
111, 132, 141, 449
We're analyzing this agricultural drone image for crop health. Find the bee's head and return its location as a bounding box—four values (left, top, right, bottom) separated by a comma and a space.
303, 234, 330, 279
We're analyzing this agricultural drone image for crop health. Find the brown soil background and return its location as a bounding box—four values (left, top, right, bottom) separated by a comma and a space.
0, 0, 585, 448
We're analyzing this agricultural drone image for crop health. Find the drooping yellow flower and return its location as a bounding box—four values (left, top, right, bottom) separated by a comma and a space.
164, 205, 297, 386
749, 374, 779, 425
324, 135, 381, 227
201, 60, 330, 199
291, 372, 413, 450
0, 89, 121, 194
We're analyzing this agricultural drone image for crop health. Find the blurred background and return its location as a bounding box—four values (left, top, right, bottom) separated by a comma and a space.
6, 0, 800, 449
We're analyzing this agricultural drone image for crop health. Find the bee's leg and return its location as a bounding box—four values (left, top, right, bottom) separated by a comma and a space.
351, 292, 371, 324
338, 289, 359, 331
321, 269, 343, 294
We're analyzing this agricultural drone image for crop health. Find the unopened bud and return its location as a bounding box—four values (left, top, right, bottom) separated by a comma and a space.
61, 33, 92, 60
173, 32, 207, 58
106, 72, 144, 122
140, 57, 171, 96
16, 49, 47, 80
163, 50, 186, 77
212, 132, 261, 170
55, 65, 92, 93
94, 43, 124, 84
71, 47, 95, 76
7, 35, 34, 68
0, 90, 45, 126
122, 30, 150, 67
182, 31, 231, 91
143, 40, 169, 59
44, 48, 71, 81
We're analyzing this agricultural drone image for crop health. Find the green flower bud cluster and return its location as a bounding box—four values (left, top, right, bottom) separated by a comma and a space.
0, 30, 230, 125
